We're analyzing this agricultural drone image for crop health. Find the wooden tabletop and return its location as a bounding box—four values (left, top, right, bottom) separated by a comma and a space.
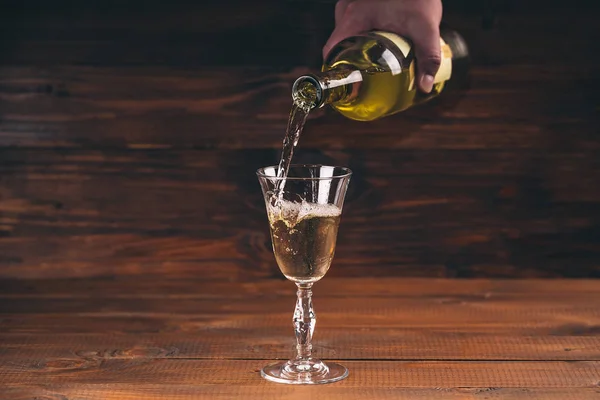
1, 277, 599, 399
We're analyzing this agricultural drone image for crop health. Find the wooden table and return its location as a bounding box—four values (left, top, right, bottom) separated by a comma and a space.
1, 278, 599, 399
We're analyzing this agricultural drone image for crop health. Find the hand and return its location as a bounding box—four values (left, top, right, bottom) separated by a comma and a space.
323, 0, 443, 93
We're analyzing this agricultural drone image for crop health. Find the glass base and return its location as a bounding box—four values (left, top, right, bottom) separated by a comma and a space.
261, 358, 348, 385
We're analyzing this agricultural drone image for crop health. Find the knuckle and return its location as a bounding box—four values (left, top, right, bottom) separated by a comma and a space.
335, 0, 348, 13
425, 54, 442, 68
344, 1, 363, 15
412, 3, 442, 25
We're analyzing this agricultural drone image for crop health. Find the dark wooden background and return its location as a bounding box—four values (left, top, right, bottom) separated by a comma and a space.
0, 0, 598, 280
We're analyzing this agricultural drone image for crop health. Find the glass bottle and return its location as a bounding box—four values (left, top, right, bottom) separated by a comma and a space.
292, 27, 470, 121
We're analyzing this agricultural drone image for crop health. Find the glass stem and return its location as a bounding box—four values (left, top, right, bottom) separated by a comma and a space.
293, 283, 315, 361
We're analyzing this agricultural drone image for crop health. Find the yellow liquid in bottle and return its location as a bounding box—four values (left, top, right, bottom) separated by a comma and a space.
323, 33, 449, 121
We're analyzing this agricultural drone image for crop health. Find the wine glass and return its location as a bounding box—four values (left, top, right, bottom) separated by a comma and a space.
256, 164, 352, 385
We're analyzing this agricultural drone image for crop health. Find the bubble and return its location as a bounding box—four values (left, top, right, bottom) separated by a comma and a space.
268, 199, 341, 227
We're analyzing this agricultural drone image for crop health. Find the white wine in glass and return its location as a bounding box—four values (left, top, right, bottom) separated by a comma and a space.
257, 164, 352, 384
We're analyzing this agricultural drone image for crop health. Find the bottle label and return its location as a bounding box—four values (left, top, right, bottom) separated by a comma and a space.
373, 31, 453, 84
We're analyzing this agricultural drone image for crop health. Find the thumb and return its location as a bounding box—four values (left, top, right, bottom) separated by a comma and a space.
411, 24, 442, 93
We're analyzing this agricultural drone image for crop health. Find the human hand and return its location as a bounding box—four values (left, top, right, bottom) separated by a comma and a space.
323, 0, 443, 93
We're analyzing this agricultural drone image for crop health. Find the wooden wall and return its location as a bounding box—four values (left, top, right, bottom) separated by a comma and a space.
0, 0, 598, 279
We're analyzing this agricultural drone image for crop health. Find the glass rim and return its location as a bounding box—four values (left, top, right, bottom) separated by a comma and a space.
256, 164, 352, 181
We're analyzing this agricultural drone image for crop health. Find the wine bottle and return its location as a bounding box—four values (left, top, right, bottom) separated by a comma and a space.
292, 27, 469, 121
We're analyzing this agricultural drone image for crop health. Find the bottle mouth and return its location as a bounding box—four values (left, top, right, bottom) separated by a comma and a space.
292, 75, 324, 109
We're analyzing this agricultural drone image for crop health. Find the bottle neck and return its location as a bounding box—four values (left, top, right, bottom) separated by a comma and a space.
292, 67, 360, 109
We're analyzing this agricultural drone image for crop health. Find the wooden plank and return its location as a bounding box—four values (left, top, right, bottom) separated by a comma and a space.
3, 386, 600, 400
1, 359, 599, 387
0, 0, 302, 67
0, 65, 596, 149
1, 293, 598, 333
2, 310, 598, 336
2, 278, 600, 298
2, 148, 600, 279
0, 2, 598, 67
1, 331, 599, 361
2, 280, 597, 338
1, 292, 598, 317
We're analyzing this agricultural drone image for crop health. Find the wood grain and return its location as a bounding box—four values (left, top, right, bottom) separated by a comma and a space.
2, 331, 599, 362
0, 1, 599, 279
2, 277, 600, 298
2, 146, 600, 279
1, 279, 599, 359
0, 65, 596, 150
1, 306, 598, 335
1, 278, 599, 398
3, 386, 600, 400
0, 2, 598, 67
2, 359, 599, 387
1, 1, 599, 397
1, 279, 599, 318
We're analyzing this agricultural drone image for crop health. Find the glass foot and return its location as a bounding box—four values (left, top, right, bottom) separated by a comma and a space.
261, 358, 348, 385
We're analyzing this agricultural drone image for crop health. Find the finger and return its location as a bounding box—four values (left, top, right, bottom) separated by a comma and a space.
322, 3, 371, 60
335, 0, 352, 26
410, 23, 442, 93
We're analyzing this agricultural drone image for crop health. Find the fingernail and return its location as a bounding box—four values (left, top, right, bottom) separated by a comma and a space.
421, 74, 434, 93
